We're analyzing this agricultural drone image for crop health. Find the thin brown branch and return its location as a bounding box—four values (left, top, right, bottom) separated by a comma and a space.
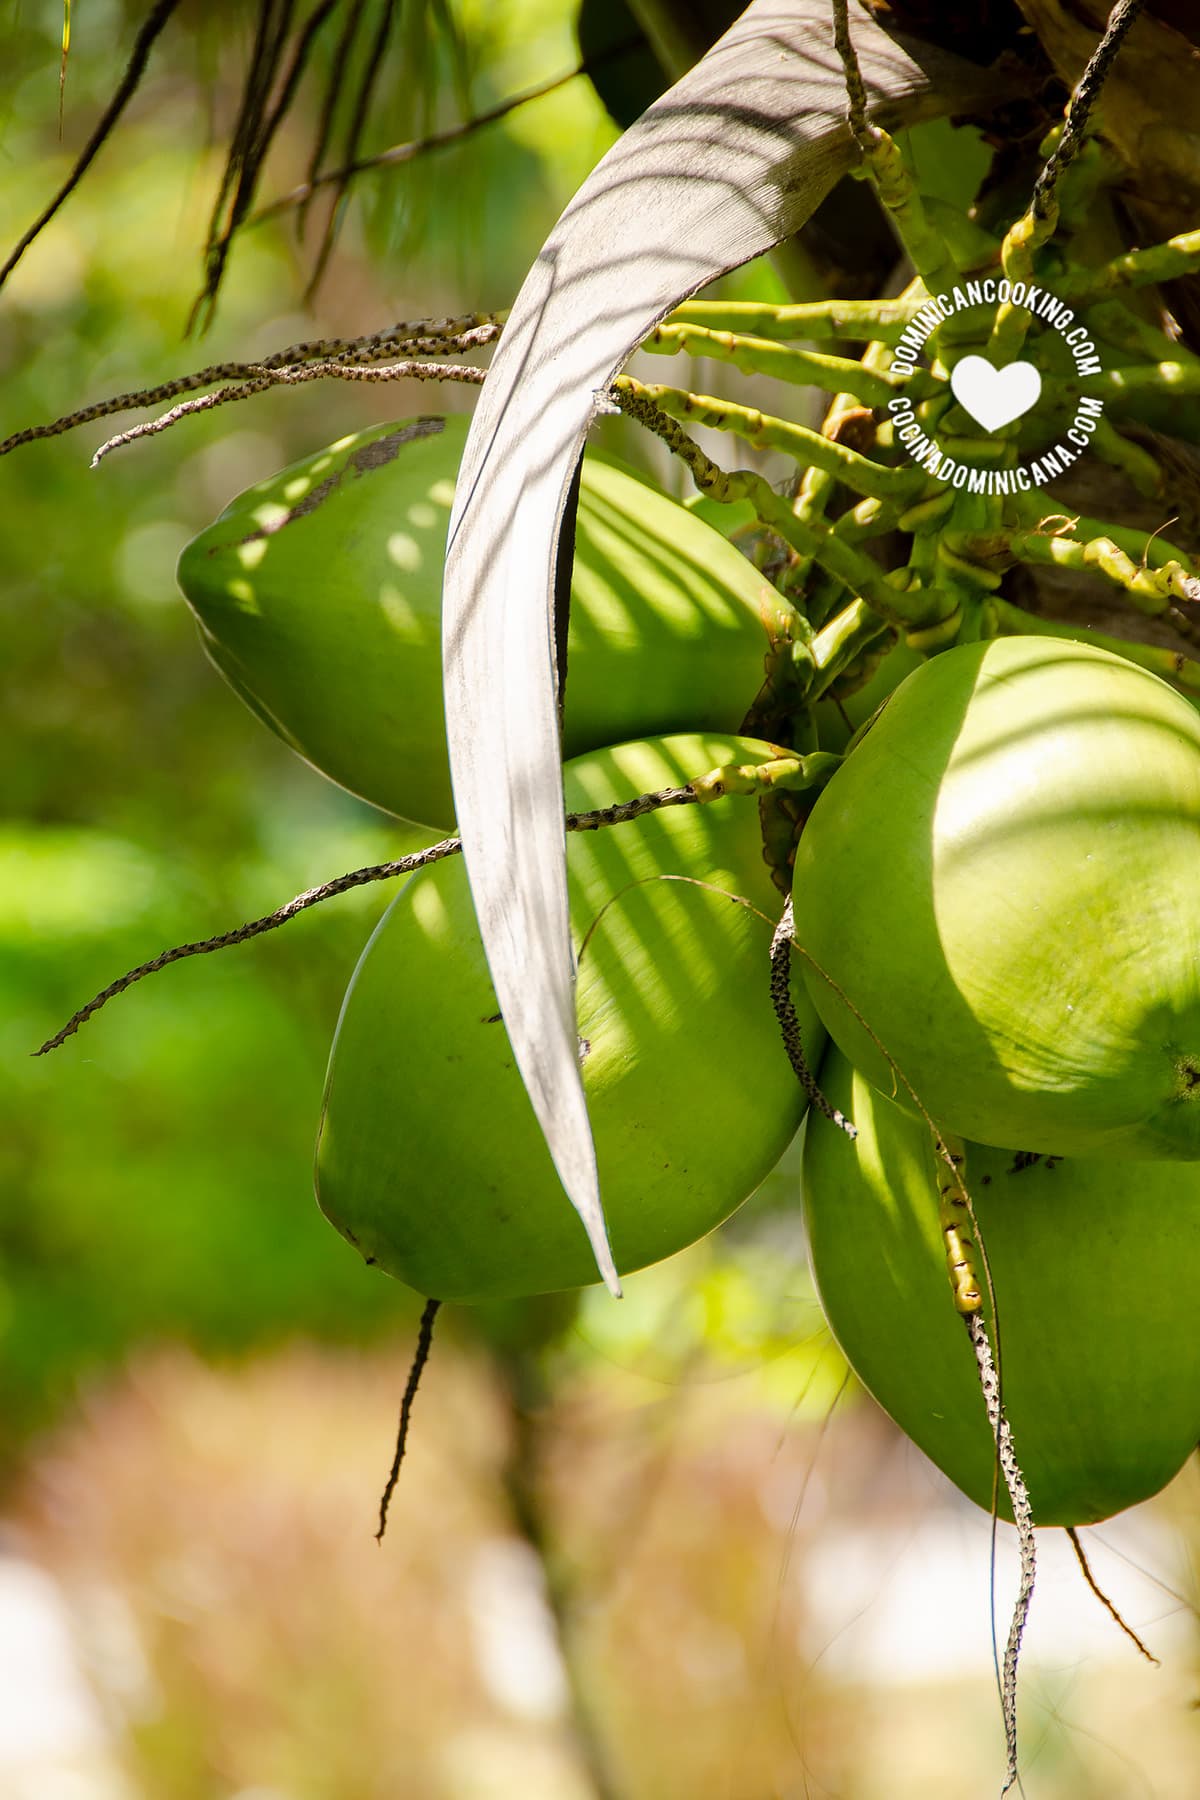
35, 839, 464, 1055
1031, 0, 1145, 221
966, 1311, 1036, 1797
300, 0, 369, 235
37, 785, 708, 1054
1065, 1527, 1160, 1665
830, 0, 882, 154
0, 314, 505, 461
376, 1298, 441, 1543
303, 0, 400, 300
564, 784, 696, 830
249, 45, 639, 227
89, 357, 487, 464
190, 0, 308, 333
204, 0, 288, 274
769, 899, 855, 1135
90, 378, 274, 461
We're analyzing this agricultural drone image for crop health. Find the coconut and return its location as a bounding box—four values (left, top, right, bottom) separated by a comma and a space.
177, 417, 788, 826
802, 1042, 1200, 1524
316, 733, 819, 1299
792, 635, 1200, 1159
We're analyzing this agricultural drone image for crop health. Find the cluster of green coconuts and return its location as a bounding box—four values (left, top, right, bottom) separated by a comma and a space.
178, 411, 1200, 1531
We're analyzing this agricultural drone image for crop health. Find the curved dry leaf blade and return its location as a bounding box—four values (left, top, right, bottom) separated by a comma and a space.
442, 0, 1010, 1293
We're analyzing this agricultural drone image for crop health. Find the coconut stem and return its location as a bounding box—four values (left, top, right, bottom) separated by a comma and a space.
993, 0, 1146, 361
0, 314, 506, 461
1030, 0, 1146, 228
931, 1139, 1035, 1792
965, 1311, 1037, 1797
612, 378, 960, 641
39, 775, 808, 1053
786, 325, 913, 608
933, 1138, 982, 1316
1061, 228, 1200, 307
989, 598, 1200, 697
641, 321, 937, 408
660, 296, 926, 345
768, 900, 855, 1136
91, 358, 489, 466
830, 0, 960, 297
810, 601, 895, 702
376, 1298, 441, 1543
617, 375, 918, 504
1064, 1527, 1160, 1665
962, 523, 1200, 640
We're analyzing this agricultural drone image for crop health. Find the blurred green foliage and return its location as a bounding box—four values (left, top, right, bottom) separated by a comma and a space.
0, 0, 632, 1466
0, 0, 838, 1474
0, 0, 860, 1482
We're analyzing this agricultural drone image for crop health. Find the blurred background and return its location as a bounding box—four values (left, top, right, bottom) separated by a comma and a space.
1, 2, 1197, 1795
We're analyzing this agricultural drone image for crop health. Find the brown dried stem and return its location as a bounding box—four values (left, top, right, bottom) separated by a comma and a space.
251, 44, 641, 228
966, 1311, 1036, 1797
36, 785, 708, 1054
0, 314, 504, 461
376, 1298, 442, 1543
89, 358, 486, 464
1065, 1527, 1160, 1665
769, 899, 855, 1135
1031, 0, 1146, 223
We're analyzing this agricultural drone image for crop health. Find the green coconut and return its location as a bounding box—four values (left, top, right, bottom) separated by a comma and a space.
316, 732, 821, 1300
177, 416, 789, 827
792, 634, 1200, 1159
802, 1043, 1200, 1525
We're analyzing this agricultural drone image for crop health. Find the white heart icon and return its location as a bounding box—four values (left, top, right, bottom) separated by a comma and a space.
949, 355, 1042, 433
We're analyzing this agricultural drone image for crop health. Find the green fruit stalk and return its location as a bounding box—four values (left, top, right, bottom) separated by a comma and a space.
792, 635, 1200, 1159
316, 733, 822, 1300
802, 1043, 1200, 1525
814, 634, 924, 752
177, 416, 790, 827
